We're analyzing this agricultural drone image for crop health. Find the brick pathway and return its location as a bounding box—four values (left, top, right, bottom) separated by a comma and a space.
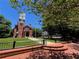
2, 52, 32, 59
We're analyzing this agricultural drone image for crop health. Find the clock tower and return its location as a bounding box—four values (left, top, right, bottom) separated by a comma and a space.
17, 12, 26, 38
13, 12, 33, 38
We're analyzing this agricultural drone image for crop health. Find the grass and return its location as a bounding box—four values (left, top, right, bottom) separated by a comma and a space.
0, 38, 29, 42
47, 38, 62, 43
0, 38, 39, 50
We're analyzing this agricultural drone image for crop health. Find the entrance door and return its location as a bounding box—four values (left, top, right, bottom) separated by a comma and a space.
26, 31, 29, 37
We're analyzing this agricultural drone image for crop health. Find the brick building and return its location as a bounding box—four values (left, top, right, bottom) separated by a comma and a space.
13, 12, 33, 38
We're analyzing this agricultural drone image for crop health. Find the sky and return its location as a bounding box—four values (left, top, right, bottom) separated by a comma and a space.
0, 0, 42, 29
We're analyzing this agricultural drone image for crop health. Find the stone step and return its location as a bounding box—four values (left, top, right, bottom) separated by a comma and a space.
43, 43, 68, 51
43, 46, 68, 51
47, 43, 65, 48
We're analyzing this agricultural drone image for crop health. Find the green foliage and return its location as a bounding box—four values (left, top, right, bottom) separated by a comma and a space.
33, 28, 42, 37
23, 0, 79, 29
0, 15, 12, 38
9, 0, 79, 41
25, 0, 79, 41
9, 0, 27, 13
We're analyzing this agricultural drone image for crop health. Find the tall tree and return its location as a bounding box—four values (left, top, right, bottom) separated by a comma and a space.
0, 15, 12, 38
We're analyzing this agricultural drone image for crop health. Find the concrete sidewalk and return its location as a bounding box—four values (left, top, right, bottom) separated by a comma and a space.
27, 37, 44, 44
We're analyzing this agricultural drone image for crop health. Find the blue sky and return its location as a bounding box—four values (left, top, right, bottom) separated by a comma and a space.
0, 0, 42, 29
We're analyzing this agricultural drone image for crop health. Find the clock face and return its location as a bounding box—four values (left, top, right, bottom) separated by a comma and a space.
19, 13, 26, 20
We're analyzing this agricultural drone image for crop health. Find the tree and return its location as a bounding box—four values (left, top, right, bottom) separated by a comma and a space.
9, 0, 27, 13
0, 15, 12, 38
24, 0, 79, 40
9, 0, 79, 41
33, 28, 42, 37
9, 0, 79, 28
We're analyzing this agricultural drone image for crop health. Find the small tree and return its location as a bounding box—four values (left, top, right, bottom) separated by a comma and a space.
33, 28, 42, 37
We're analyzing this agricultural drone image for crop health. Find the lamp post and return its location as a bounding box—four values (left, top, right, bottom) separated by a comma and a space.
42, 31, 48, 45
35, 28, 37, 37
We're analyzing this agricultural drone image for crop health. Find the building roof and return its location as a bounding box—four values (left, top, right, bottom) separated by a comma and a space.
25, 25, 32, 30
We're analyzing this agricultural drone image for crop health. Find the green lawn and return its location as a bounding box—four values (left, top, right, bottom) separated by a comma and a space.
0, 38, 39, 50
0, 38, 30, 42
47, 38, 62, 43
